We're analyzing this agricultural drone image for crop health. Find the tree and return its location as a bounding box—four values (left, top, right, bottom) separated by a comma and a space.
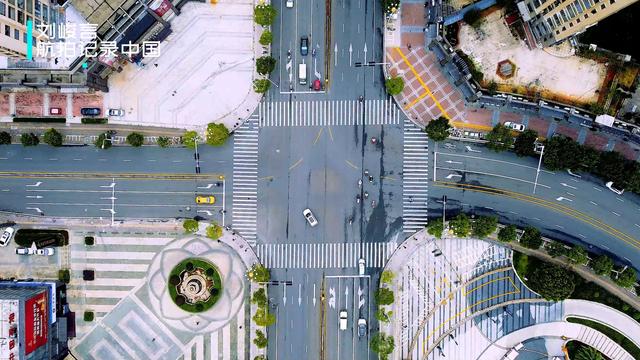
43, 128, 63, 146
126, 132, 144, 147
486, 124, 514, 152
575, 345, 604, 360
183, 219, 199, 233
254, 4, 277, 26
472, 216, 498, 238
497, 225, 517, 243
259, 30, 273, 45
157, 136, 170, 148
370, 332, 395, 357
424, 116, 451, 141
591, 254, 613, 276
385, 76, 404, 95
253, 330, 268, 348
567, 245, 588, 265
543, 136, 582, 170
486, 81, 498, 94
380, 270, 395, 285
615, 267, 637, 288
252, 288, 268, 307
520, 226, 543, 249
256, 56, 276, 75
463, 9, 482, 26
528, 263, 576, 301
253, 307, 276, 327
254, 356, 266, 360
375, 307, 392, 323
206, 123, 230, 146
427, 220, 444, 238
596, 151, 628, 187
513, 129, 538, 157
375, 288, 395, 305
182, 130, 199, 149
0, 131, 11, 145
449, 213, 471, 237
253, 79, 271, 94
84, 311, 95, 322
20, 133, 39, 146
382, 0, 400, 14
247, 264, 270, 283
206, 223, 223, 240
546, 241, 567, 257
95, 133, 111, 149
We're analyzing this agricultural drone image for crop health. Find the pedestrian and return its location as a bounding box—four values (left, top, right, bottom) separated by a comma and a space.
154, 64, 158, 67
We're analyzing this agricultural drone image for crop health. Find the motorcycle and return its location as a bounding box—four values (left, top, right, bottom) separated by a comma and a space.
364, 191, 369, 199
369, 175, 374, 183
348, 217, 353, 225
371, 200, 376, 207
356, 195, 361, 204
359, 95, 364, 102
358, 179, 362, 188
312, 48, 316, 57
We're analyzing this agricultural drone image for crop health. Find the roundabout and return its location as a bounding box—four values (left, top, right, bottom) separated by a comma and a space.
168, 258, 223, 313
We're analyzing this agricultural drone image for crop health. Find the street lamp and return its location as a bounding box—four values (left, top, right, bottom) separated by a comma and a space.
533, 144, 545, 194
101, 133, 112, 149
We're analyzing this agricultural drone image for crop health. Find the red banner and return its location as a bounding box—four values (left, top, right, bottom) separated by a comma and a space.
150, 0, 172, 17
24, 292, 48, 355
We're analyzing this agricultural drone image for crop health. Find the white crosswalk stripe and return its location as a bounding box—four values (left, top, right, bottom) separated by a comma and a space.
232, 115, 259, 245
258, 98, 401, 127
403, 119, 429, 233
255, 241, 397, 269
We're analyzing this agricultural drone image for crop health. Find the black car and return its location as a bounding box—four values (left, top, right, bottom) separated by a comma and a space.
300, 36, 309, 56
81, 107, 101, 116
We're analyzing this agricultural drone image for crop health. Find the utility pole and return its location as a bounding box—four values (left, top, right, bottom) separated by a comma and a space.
442, 195, 447, 231
533, 145, 544, 194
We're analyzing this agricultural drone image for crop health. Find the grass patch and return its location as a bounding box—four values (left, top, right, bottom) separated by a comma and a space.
14, 229, 68, 247
13, 117, 66, 123
567, 317, 640, 359
168, 258, 223, 313
58, 269, 70, 284
81, 118, 108, 124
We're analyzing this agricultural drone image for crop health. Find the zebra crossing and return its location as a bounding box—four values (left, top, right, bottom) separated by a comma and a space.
255, 241, 397, 269
232, 115, 259, 245
403, 119, 430, 233
259, 98, 401, 127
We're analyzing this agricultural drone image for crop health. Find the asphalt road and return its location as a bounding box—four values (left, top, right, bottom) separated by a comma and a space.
430, 140, 640, 269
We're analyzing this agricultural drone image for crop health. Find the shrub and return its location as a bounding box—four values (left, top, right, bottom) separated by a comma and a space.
206, 267, 215, 276
186, 262, 194, 271
253, 79, 271, 94
375, 307, 392, 323
182, 130, 199, 149
486, 81, 498, 94
195, 303, 204, 311
370, 332, 395, 357
472, 216, 498, 238
80, 117, 108, 124
253, 307, 276, 327
252, 288, 268, 307
385, 77, 404, 95
94, 133, 112, 149
427, 220, 444, 238
449, 213, 471, 237
247, 264, 270, 283
157, 136, 170, 148
84, 311, 94, 322
169, 274, 181, 285
375, 288, 394, 305
256, 56, 276, 75
528, 263, 576, 301
546, 241, 567, 257
567, 245, 588, 265
486, 124, 514, 152
126, 132, 144, 147
380, 271, 395, 285
20, 133, 39, 146
206, 123, 230, 146
259, 30, 273, 45
254, 4, 277, 26
58, 269, 70, 284
210, 288, 220, 297
43, 128, 63, 146
175, 295, 186, 305
520, 226, 542, 249
497, 225, 517, 243
591, 255, 613, 276
84, 236, 95, 246
513, 129, 538, 157
424, 116, 451, 141
615, 267, 637, 288
183, 219, 199, 233
0, 131, 11, 145
254, 330, 268, 348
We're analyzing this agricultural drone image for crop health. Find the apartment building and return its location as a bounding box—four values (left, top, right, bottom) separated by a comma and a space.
0, 0, 58, 58
517, 0, 638, 47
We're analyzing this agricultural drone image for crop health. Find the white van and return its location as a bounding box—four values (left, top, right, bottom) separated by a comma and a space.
298, 63, 307, 85
339, 310, 348, 330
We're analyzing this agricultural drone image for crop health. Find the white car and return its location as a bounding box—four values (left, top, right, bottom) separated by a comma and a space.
357, 318, 367, 337
16, 247, 35, 255
605, 181, 624, 195
358, 258, 365, 275
36, 248, 55, 256
339, 310, 348, 330
303, 208, 318, 227
504, 122, 525, 132
0, 227, 15, 247
286, 0, 294, 7
108, 108, 125, 117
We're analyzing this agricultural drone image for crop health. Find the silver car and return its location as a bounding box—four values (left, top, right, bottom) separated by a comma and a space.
303, 208, 318, 227
0, 227, 14, 246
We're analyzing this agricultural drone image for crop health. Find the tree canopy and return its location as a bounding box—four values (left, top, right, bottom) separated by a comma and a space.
449, 213, 471, 237
615, 267, 637, 288
375, 288, 395, 305
424, 116, 451, 141
254, 4, 277, 26
497, 225, 517, 243
253, 79, 271, 94
370, 332, 395, 357
126, 132, 144, 147
20, 133, 39, 146
472, 216, 498, 238
247, 264, 270, 283
528, 263, 576, 301
206, 123, 230, 146
183, 219, 199, 233
575, 345, 604, 360
253, 307, 276, 327
385, 77, 404, 95
590, 254, 613, 276
256, 56, 276, 75
520, 226, 543, 249
427, 220, 444, 238
513, 129, 538, 157
259, 30, 273, 46
567, 245, 588, 265
43, 128, 63, 146
182, 130, 199, 149
252, 288, 267, 307
206, 223, 223, 240
0, 131, 11, 145
253, 329, 267, 348
486, 124, 514, 152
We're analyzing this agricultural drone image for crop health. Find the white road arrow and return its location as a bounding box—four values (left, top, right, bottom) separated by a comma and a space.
358, 286, 365, 309
363, 43, 368, 62
345, 286, 349, 305
100, 183, 116, 188
556, 197, 573, 202
100, 197, 117, 200
560, 183, 577, 190
334, 43, 338, 66
445, 174, 462, 179
465, 146, 481, 153
26, 182, 42, 187
197, 184, 214, 189
25, 195, 43, 199
100, 209, 116, 214
197, 210, 213, 216
283, 283, 287, 306
328, 287, 336, 309
445, 160, 463, 164
349, 44, 353, 66
26, 207, 42, 213
313, 283, 316, 307
298, 284, 302, 306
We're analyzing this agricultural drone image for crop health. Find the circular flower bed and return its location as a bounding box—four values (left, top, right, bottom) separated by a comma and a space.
168, 258, 222, 313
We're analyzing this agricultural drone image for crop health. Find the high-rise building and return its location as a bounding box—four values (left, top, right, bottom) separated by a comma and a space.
0, 0, 60, 58
0, 281, 69, 360
517, 0, 638, 47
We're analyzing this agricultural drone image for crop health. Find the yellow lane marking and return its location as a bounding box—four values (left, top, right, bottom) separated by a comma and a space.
327, 127, 334, 142
259, 176, 274, 181
289, 157, 303, 171
404, 91, 430, 110
434, 181, 640, 249
313, 128, 324, 145
450, 121, 493, 131
380, 176, 396, 181
394, 47, 450, 119
345, 160, 359, 170
463, 276, 514, 296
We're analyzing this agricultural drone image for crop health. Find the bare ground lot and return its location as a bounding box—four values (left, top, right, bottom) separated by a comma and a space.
457, 9, 606, 104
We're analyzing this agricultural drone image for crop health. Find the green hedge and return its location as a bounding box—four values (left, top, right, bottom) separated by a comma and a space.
81, 118, 108, 124
13, 117, 66, 123
567, 317, 640, 359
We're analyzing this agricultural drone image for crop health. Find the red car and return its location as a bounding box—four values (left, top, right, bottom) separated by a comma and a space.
313, 79, 322, 91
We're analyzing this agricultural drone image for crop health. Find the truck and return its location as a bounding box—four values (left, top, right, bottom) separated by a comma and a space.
298, 63, 307, 85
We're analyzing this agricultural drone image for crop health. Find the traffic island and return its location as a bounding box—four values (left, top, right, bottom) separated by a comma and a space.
168, 258, 223, 313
